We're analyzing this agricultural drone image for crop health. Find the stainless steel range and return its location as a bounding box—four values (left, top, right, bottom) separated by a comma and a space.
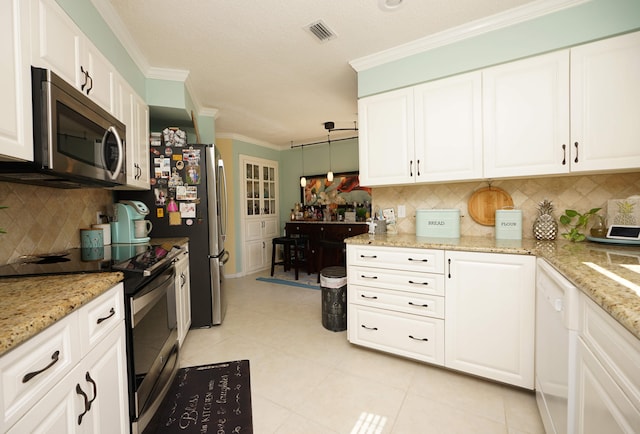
0, 243, 185, 434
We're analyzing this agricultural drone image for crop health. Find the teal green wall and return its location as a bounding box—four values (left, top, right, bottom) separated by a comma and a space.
358, 0, 640, 97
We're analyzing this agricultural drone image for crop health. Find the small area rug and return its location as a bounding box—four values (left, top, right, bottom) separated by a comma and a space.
256, 268, 320, 289
144, 360, 253, 434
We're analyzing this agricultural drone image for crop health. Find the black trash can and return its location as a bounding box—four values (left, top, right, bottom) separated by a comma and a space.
320, 266, 347, 332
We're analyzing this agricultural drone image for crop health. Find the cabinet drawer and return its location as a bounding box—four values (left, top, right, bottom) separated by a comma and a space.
350, 285, 445, 319
347, 245, 444, 273
579, 294, 640, 408
348, 305, 444, 365
348, 265, 444, 296
0, 311, 81, 431
79, 283, 124, 356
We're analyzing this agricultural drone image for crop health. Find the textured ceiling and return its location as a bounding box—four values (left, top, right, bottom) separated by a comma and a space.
101, 0, 537, 148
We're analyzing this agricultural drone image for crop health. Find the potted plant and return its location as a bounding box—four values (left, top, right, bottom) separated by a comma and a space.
559, 207, 601, 242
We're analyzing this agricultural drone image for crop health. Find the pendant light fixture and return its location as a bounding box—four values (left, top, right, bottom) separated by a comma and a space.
300, 143, 307, 188
326, 134, 334, 182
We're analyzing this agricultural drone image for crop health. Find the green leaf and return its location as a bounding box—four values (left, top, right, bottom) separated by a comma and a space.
559, 215, 572, 225
564, 209, 578, 217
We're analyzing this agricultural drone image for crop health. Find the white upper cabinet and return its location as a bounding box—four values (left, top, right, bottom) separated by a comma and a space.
414, 71, 483, 182
0, 0, 33, 161
359, 73, 483, 187
483, 50, 570, 178
30, 0, 115, 113
570, 31, 640, 173
358, 87, 415, 186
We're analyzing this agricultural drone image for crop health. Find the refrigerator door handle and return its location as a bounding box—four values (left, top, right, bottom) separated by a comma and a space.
218, 158, 229, 239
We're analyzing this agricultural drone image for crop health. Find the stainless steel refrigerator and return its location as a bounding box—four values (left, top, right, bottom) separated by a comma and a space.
118, 144, 229, 326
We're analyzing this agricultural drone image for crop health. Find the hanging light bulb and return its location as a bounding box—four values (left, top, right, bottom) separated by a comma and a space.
326, 134, 334, 182
300, 144, 307, 187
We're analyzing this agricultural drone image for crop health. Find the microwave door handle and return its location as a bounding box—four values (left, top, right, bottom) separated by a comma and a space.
103, 126, 124, 180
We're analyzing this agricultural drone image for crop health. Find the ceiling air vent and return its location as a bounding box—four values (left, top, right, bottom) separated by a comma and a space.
305, 20, 337, 43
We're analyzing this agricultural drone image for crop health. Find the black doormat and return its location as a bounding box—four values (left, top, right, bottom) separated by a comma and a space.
144, 360, 253, 434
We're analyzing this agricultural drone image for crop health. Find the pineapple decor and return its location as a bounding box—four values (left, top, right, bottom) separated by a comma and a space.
533, 199, 558, 240
613, 200, 637, 225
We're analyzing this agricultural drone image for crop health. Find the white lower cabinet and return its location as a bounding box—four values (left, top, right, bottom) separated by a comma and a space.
347, 245, 535, 389
347, 245, 446, 366
0, 283, 129, 433
349, 305, 444, 365
445, 251, 535, 389
574, 293, 640, 433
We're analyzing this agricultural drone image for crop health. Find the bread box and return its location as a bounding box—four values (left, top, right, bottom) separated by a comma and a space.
416, 209, 460, 238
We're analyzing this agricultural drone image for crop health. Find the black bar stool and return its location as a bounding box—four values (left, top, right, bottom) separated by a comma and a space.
271, 236, 310, 280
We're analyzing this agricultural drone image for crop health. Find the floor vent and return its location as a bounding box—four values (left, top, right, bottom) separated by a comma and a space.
305, 20, 337, 43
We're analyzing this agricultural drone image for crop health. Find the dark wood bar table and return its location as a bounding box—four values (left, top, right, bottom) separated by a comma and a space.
285, 221, 368, 275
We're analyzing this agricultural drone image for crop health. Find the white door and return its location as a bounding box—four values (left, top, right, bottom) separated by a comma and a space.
358, 87, 414, 186
414, 71, 483, 182
483, 50, 570, 178
570, 31, 640, 172
445, 251, 535, 389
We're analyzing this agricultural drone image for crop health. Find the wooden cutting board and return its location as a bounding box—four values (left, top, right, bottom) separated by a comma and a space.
468, 186, 514, 226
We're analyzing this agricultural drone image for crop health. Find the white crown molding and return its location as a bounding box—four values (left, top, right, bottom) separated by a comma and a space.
90, 0, 150, 75
199, 108, 220, 119
349, 0, 588, 72
216, 133, 281, 150
146, 67, 191, 82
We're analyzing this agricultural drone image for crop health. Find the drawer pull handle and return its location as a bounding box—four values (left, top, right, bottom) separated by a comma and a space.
361, 294, 378, 300
408, 258, 428, 262
408, 280, 429, 286
96, 307, 116, 324
76, 384, 89, 425
361, 325, 378, 331
22, 350, 60, 383
360, 254, 378, 259
86, 371, 97, 410
361, 275, 378, 279
408, 301, 429, 308
409, 335, 429, 342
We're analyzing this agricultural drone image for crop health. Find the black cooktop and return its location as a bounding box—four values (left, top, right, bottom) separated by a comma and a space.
0, 244, 182, 294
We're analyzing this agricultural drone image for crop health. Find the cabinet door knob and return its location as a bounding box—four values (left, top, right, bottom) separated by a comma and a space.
562, 144, 567, 165
408, 280, 429, 286
574, 142, 579, 163
408, 335, 429, 342
408, 258, 428, 262
361, 324, 378, 331
408, 301, 429, 307
409, 160, 414, 176
76, 384, 89, 425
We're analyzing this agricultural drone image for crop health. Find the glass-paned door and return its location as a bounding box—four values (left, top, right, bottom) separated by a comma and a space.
241, 156, 278, 218
245, 162, 261, 215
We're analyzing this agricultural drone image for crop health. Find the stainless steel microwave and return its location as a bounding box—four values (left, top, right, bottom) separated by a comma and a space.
0, 67, 126, 188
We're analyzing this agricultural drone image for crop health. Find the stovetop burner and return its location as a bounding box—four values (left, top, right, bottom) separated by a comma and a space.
0, 244, 181, 278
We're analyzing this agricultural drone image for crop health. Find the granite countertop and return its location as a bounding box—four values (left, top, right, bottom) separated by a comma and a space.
0, 272, 124, 356
346, 233, 640, 340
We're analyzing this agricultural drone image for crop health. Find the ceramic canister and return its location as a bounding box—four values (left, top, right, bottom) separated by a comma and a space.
80, 228, 104, 261
495, 209, 523, 240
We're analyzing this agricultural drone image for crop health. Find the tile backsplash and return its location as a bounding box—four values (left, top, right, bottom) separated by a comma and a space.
0, 182, 113, 264
373, 172, 640, 239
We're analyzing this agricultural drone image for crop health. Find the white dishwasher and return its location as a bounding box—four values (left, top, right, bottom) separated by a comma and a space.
535, 258, 580, 434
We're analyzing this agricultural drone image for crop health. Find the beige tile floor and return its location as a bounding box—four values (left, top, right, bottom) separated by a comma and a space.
179, 270, 545, 434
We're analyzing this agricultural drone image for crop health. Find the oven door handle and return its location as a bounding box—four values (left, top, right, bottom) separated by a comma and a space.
130, 268, 175, 327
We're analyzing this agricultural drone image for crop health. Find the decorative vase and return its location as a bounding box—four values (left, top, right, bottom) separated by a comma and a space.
533, 199, 558, 240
